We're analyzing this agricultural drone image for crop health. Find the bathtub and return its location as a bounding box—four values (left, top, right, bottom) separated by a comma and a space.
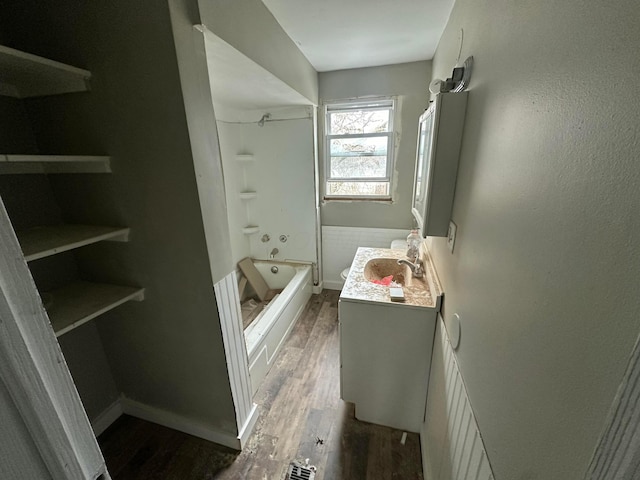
244, 260, 312, 395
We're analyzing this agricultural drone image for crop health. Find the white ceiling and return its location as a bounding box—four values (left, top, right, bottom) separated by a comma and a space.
261, 0, 456, 72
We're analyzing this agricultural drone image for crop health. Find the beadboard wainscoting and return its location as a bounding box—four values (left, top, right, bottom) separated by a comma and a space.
321, 226, 408, 290
585, 331, 640, 479
214, 271, 259, 448
421, 316, 494, 480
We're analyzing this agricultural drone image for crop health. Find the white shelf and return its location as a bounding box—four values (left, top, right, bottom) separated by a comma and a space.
17, 224, 130, 262
46, 281, 145, 337
242, 226, 260, 235
236, 154, 254, 162
239, 191, 257, 200
0, 155, 111, 175
0, 44, 91, 98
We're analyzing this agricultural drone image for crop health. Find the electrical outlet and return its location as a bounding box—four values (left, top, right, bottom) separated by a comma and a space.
447, 221, 457, 253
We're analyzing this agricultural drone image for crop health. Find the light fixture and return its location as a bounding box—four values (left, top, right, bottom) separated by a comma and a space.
429, 56, 474, 94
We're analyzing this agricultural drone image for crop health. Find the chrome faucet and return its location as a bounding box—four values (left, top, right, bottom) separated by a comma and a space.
269, 248, 279, 259
397, 257, 424, 278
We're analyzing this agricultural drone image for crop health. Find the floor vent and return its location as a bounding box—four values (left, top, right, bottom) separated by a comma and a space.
285, 461, 316, 480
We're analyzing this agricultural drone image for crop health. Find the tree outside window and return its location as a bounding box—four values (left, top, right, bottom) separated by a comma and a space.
324, 98, 395, 199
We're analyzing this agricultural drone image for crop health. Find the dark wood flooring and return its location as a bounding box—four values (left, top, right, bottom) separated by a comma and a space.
99, 290, 424, 479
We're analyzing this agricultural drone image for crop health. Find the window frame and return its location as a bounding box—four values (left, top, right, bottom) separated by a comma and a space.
323, 97, 396, 200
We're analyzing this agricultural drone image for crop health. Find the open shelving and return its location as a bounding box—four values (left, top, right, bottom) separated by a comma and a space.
236, 153, 259, 236
0, 44, 91, 98
0, 43, 145, 339
0, 155, 111, 175
239, 191, 257, 200
235, 154, 254, 162
16, 223, 143, 336
17, 224, 130, 262
46, 281, 145, 337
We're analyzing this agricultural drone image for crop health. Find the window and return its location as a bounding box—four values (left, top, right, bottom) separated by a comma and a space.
324, 98, 395, 199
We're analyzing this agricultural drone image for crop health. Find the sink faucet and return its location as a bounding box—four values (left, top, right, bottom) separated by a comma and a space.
269, 248, 279, 259
397, 258, 424, 278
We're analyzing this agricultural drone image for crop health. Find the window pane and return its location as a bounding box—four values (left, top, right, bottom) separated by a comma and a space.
326, 181, 390, 197
330, 156, 387, 178
329, 109, 390, 135
330, 137, 387, 157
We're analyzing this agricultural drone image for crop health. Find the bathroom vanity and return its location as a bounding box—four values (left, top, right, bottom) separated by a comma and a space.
339, 246, 442, 432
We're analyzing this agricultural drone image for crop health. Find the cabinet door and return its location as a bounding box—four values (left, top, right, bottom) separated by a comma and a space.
339, 299, 436, 432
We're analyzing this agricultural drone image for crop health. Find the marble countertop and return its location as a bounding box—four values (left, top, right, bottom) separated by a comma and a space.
340, 246, 443, 309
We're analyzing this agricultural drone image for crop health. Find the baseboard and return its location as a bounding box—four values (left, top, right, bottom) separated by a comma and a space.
323, 280, 344, 291
121, 397, 241, 450
237, 403, 259, 448
91, 398, 123, 436
312, 282, 323, 294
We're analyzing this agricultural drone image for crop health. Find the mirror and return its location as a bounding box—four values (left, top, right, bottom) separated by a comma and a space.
411, 92, 468, 237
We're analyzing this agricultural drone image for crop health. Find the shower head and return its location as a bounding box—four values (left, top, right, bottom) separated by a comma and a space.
258, 113, 271, 127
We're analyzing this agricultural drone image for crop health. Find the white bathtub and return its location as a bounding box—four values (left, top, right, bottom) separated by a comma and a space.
244, 260, 312, 395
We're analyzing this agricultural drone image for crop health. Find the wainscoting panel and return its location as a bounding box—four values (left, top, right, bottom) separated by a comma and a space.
421, 316, 494, 480
214, 271, 258, 448
321, 226, 408, 290
585, 331, 640, 479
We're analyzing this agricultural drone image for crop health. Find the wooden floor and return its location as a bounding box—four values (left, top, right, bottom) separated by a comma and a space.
99, 290, 424, 479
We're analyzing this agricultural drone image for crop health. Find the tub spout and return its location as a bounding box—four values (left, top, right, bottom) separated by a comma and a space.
269, 248, 279, 259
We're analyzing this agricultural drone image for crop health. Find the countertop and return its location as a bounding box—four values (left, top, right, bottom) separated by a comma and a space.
340, 246, 443, 309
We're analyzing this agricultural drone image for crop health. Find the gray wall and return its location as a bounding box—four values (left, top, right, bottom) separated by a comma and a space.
2, 0, 237, 436
427, 0, 640, 477
198, 0, 318, 105
319, 61, 431, 229
0, 97, 38, 153
58, 326, 120, 422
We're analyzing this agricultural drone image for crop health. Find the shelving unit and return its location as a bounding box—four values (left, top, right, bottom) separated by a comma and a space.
0, 155, 111, 175
0, 44, 91, 98
0, 43, 144, 337
47, 281, 144, 337
235, 154, 254, 162
239, 191, 257, 200
18, 224, 130, 262
237, 153, 259, 235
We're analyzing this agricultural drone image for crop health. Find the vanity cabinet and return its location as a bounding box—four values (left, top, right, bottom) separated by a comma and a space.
339, 299, 437, 432
338, 246, 443, 433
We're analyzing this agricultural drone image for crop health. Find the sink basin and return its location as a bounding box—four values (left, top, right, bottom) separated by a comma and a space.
341, 247, 441, 308
364, 258, 415, 286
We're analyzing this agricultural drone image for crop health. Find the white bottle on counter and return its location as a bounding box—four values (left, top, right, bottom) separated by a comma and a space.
406, 229, 421, 259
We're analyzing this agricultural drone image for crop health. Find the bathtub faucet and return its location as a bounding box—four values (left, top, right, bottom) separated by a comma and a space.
269, 248, 279, 259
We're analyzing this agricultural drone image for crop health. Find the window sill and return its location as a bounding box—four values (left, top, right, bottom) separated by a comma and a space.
323, 196, 393, 203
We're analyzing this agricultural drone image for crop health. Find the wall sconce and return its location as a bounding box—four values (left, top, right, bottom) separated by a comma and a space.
429, 56, 474, 94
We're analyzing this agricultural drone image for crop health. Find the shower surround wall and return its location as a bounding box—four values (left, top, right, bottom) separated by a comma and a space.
217, 107, 317, 267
